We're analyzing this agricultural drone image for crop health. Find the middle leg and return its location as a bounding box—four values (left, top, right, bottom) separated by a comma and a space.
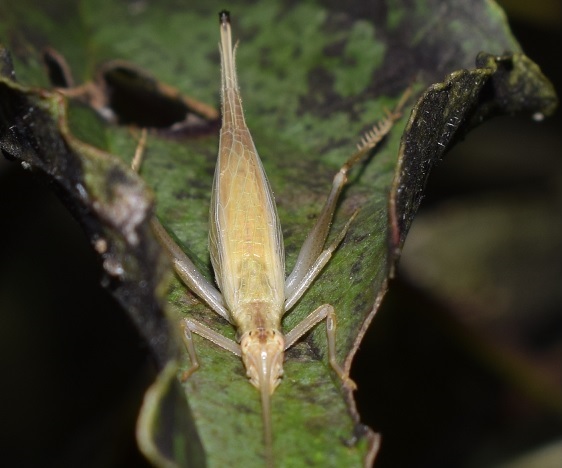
284, 304, 356, 390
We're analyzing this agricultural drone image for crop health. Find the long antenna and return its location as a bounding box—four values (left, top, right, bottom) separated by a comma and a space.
260, 374, 274, 467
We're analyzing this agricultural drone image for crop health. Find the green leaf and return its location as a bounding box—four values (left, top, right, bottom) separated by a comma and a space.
0, 0, 557, 467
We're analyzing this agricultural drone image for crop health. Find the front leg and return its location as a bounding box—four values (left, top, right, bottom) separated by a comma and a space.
180, 318, 241, 381
284, 304, 356, 390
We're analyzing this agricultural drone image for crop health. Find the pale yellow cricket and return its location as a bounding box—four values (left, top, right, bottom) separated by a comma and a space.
133, 10, 408, 466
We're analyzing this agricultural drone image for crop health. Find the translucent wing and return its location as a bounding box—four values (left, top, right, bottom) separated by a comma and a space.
208, 18, 285, 324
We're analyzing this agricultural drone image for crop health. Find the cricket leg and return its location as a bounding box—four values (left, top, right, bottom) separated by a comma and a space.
284, 166, 356, 299
285, 92, 408, 298
180, 318, 241, 381
131, 131, 231, 322
130, 128, 148, 172
284, 210, 358, 311
153, 222, 230, 321
284, 304, 357, 390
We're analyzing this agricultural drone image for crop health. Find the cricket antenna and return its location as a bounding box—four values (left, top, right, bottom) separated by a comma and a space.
260, 377, 275, 467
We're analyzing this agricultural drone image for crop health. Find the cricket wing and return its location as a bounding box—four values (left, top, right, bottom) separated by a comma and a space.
209, 15, 285, 324
209, 129, 285, 319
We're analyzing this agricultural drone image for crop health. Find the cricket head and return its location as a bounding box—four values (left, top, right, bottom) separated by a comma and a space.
240, 328, 285, 395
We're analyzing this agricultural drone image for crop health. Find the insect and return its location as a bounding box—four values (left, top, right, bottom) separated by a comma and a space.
132, 10, 409, 466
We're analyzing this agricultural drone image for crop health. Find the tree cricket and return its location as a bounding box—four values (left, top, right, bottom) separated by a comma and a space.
132, 10, 408, 466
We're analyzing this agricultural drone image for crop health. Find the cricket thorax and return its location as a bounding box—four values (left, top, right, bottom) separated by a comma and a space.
240, 328, 285, 394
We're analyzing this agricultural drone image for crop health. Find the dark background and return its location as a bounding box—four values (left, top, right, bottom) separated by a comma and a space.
1, 1, 560, 466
